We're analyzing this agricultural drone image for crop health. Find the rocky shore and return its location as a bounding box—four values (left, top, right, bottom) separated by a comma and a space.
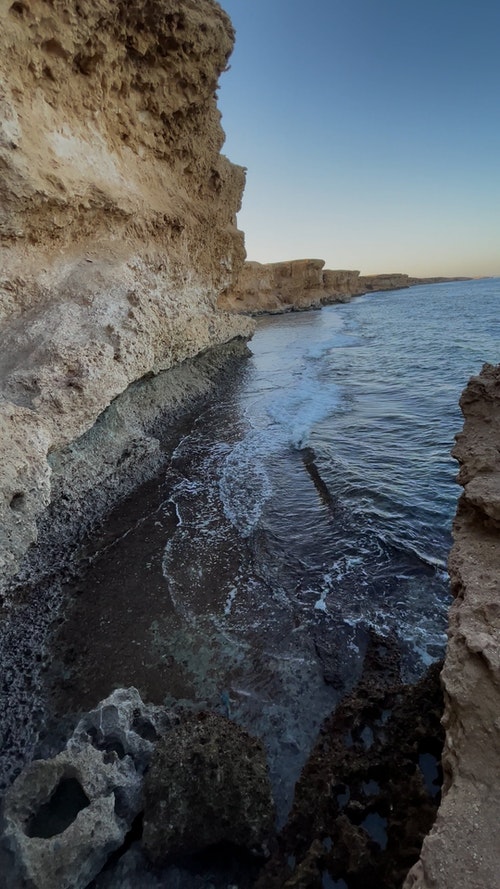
218, 259, 470, 315
0, 2, 498, 888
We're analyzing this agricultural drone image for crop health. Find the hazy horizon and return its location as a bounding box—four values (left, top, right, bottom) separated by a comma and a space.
218, 0, 500, 279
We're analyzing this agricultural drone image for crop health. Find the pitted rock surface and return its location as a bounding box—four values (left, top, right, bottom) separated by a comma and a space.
0, 0, 253, 593
1, 687, 172, 888
142, 711, 275, 861
404, 363, 500, 889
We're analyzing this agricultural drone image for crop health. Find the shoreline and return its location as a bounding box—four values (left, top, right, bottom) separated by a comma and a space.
1, 286, 498, 887
218, 258, 474, 316
0, 338, 252, 794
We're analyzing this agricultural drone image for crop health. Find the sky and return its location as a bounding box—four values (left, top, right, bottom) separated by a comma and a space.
217, 0, 500, 277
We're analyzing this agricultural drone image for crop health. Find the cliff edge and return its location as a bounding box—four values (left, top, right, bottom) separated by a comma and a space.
0, 0, 253, 592
404, 362, 500, 889
218, 260, 467, 314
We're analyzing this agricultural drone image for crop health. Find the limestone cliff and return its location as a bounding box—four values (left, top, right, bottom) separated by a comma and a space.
218, 258, 329, 314
404, 362, 500, 889
0, 0, 253, 591
218, 260, 460, 315
358, 272, 410, 292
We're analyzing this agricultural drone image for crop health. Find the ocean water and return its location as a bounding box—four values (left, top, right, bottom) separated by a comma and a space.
158, 280, 498, 806
39, 277, 500, 827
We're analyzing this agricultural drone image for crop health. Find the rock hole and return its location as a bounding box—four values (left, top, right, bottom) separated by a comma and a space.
322, 873, 348, 889
101, 737, 126, 759
10, 492, 25, 512
361, 779, 380, 796
333, 783, 350, 810
418, 752, 442, 798
25, 777, 90, 838
41, 38, 68, 60
131, 715, 157, 742
9, 2, 27, 15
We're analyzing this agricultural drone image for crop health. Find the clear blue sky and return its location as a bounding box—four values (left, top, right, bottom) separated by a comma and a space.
217, 0, 500, 277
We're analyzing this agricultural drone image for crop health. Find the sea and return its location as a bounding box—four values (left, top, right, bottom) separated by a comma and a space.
2, 279, 499, 846
167, 279, 499, 801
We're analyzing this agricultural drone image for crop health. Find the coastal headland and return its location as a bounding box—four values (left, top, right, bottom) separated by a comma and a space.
0, 1, 498, 887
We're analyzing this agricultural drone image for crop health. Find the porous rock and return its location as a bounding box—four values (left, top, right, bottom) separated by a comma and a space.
256, 633, 444, 889
2, 687, 171, 889
142, 711, 275, 861
2, 744, 128, 889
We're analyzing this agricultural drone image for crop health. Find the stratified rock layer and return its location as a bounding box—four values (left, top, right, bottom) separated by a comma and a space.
0, 0, 253, 592
404, 362, 500, 889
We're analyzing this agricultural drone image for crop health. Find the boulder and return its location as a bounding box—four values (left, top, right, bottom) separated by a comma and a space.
142, 711, 275, 861
2, 687, 171, 889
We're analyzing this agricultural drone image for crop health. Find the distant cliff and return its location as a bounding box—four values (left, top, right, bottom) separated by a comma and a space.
218, 259, 470, 314
0, 0, 253, 593
404, 362, 500, 889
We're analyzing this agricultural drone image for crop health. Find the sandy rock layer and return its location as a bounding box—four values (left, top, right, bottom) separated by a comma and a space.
404, 362, 500, 889
0, 0, 253, 593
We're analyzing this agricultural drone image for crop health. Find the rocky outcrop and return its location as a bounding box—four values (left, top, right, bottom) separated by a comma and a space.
404, 363, 500, 889
218, 260, 467, 315
322, 268, 364, 302
2, 697, 275, 887
218, 259, 328, 314
142, 711, 275, 861
256, 634, 444, 889
2, 688, 173, 889
0, 0, 253, 594
358, 272, 410, 292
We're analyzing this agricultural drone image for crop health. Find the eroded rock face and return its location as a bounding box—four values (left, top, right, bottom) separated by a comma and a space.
2, 688, 171, 889
218, 259, 328, 314
0, 0, 253, 592
358, 273, 410, 292
404, 363, 500, 889
322, 268, 364, 302
142, 711, 275, 861
218, 261, 448, 315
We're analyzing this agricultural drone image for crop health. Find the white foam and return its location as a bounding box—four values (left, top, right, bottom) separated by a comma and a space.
218, 431, 273, 537
266, 379, 340, 449
224, 586, 238, 616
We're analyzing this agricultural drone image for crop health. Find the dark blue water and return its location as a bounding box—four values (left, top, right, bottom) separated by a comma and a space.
153, 277, 499, 817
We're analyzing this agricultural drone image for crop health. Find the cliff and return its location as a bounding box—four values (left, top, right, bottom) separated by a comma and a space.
404, 362, 500, 889
218, 260, 465, 315
0, 0, 253, 592
218, 258, 329, 314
